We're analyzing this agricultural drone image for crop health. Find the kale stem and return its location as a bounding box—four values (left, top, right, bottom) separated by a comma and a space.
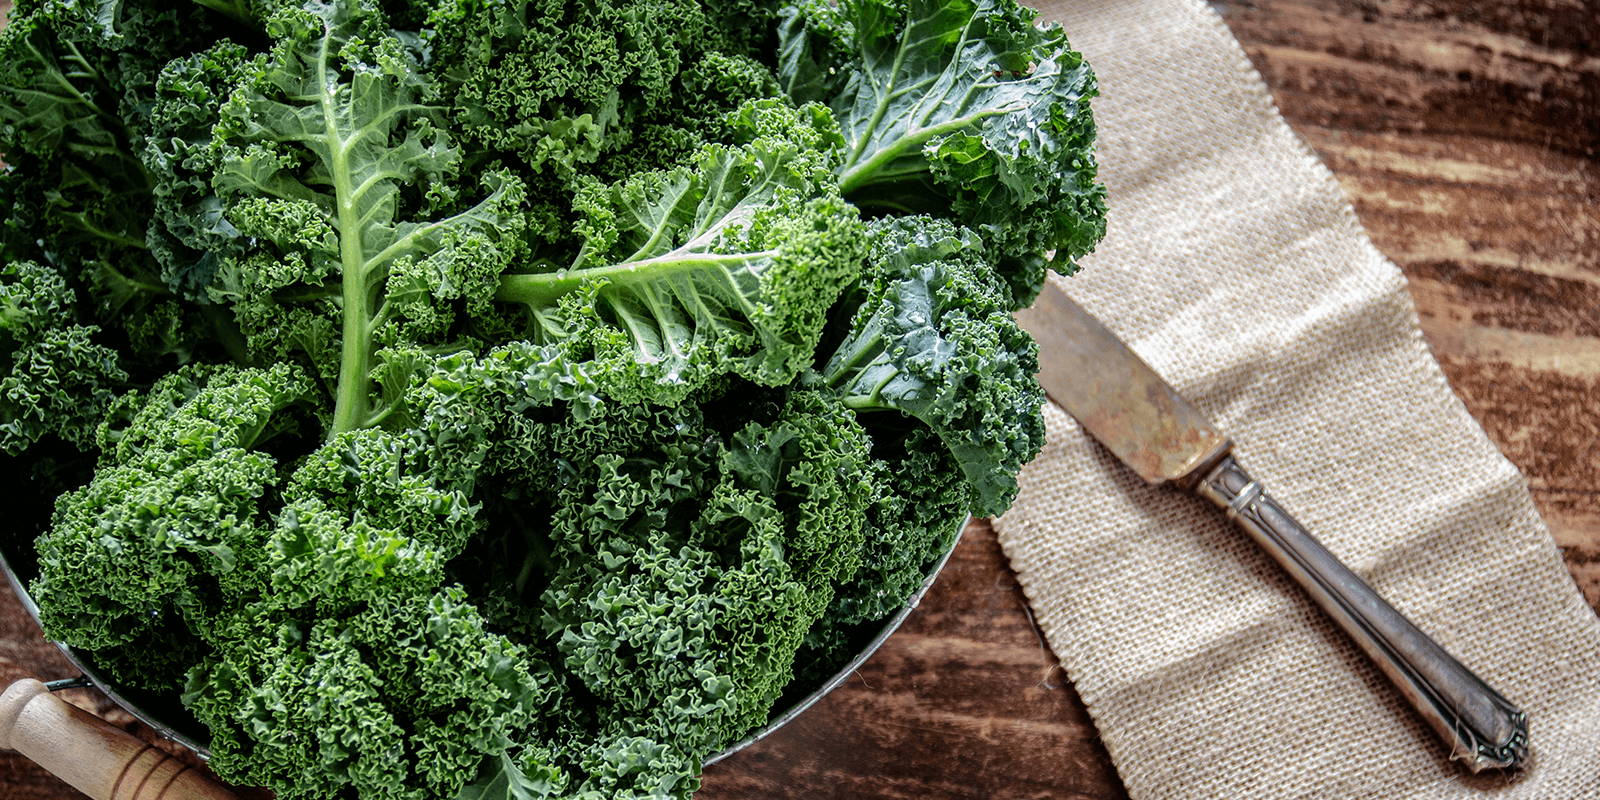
845, 10, 914, 166
324, 34, 371, 438
820, 326, 885, 390
495, 250, 777, 306
837, 109, 1005, 195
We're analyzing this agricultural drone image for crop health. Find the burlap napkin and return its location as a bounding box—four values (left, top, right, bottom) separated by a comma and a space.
992, 0, 1600, 797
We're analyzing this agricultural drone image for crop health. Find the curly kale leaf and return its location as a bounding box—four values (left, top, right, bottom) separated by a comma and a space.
495, 100, 865, 405
423, 0, 706, 170
814, 216, 1045, 516
0, 259, 127, 454
836, 425, 967, 624
77, 617, 211, 693
423, 0, 784, 176
794, 423, 968, 683
188, 586, 551, 800
31, 363, 314, 649
0, 0, 242, 360
0, 0, 160, 252
780, 0, 1107, 305
543, 393, 870, 738
420, 0, 791, 251
584, 50, 783, 186
141, 40, 256, 302
205, 1, 528, 432
31, 345, 577, 799
263, 426, 482, 617
423, 387, 871, 798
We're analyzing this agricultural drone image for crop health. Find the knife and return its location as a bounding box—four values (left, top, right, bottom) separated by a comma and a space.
1015, 282, 1528, 772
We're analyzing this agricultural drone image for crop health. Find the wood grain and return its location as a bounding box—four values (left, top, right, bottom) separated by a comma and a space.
2, 0, 1596, 798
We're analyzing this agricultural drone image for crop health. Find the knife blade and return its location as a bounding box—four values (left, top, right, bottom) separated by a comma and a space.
1015, 282, 1529, 772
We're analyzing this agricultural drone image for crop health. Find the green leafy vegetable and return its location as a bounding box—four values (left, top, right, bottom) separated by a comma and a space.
813, 216, 1046, 516
780, 0, 1107, 305
33, 362, 314, 649
204, 1, 530, 432
0, 0, 244, 365
187, 586, 551, 800
495, 100, 865, 403
5, 0, 1106, 797
0, 260, 128, 454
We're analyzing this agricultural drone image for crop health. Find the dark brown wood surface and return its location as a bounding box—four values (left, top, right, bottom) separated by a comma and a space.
3, 1, 1597, 798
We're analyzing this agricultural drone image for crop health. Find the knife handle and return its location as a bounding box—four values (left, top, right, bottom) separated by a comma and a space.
1194, 455, 1528, 771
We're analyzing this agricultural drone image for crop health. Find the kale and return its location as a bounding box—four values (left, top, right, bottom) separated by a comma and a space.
4, 1, 1106, 796
780, 0, 1108, 306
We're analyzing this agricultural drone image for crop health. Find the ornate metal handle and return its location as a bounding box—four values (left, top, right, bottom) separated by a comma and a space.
1194, 455, 1528, 771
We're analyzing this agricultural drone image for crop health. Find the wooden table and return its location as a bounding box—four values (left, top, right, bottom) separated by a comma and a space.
3, 1, 1595, 797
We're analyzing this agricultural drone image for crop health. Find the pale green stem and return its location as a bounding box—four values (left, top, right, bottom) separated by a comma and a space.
325, 39, 372, 438
495, 250, 777, 307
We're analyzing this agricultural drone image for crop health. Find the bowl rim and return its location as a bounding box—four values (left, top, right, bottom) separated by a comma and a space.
0, 514, 971, 767
704, 514, 968, 765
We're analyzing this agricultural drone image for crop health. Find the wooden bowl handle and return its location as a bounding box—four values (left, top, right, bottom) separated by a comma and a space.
0, 679, 236, 800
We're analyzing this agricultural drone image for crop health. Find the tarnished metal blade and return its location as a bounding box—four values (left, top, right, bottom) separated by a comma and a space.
1016, 283, 1231, 485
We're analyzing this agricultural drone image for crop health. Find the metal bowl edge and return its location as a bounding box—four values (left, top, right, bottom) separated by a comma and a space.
1, 514, 971, 768
703, 514, 969, 765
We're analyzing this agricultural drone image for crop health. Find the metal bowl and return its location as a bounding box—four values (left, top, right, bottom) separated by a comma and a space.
706, 516, 965, 764
0, 515, 966, 766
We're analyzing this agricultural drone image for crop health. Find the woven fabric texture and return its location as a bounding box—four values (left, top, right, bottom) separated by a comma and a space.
991, 0, 1600, 797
